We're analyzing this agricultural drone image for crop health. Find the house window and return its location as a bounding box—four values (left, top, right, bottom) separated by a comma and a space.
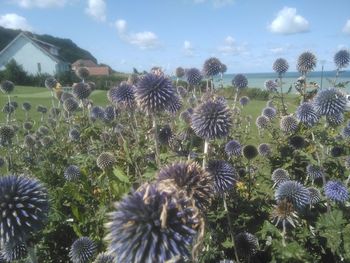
37, 63, 41, 74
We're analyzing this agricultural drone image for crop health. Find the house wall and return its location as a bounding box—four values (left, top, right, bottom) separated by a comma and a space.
0, 35, 59, 75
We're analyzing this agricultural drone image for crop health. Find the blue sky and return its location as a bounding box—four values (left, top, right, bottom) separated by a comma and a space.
0, 0, 350, 74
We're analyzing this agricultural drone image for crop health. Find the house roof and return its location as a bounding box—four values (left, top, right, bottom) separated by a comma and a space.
72, 59, 97, 67
87, 66, 110, 76
0, 32, 68, 64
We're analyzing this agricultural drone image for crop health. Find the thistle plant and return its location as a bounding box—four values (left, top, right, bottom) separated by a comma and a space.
186, 67, 203, 98
202, 57, 222, 92
1, 80, 15, 123
232, 74, 248, 111
272, 58, 289, 115
69, 237, 97, 263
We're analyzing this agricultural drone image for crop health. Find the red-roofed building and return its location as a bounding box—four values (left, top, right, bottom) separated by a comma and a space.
72, 59, 110, 76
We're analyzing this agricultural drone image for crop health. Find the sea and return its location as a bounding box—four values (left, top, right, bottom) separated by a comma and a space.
210, 71, 350, 93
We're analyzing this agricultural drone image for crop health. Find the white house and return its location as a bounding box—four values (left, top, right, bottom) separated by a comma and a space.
0, 32, 70, 75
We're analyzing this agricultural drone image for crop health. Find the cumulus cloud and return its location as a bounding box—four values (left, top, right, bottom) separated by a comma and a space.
343, 20, 350, 34
10, 0, 66, 8
193, 0, 234, 8
114, 19, 160, 50
218, 36, 247, 55
0, 13, 32, 31
183, 40, 195, 56
268, 7, 309, 34
85, 0, 106, 22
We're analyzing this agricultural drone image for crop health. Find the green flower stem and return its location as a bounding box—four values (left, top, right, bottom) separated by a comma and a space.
247, 160, 252, 200
153, 115, 161, 167
282, 220, 286, 247
279, 76, 287, 115
232, 87, 239, 112
28, 246, 38, 263
202, 139, 209, 170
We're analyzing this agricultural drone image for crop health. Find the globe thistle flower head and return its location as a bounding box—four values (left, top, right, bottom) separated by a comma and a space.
220, 63, 227, 74
334, 49, 350, 69
105, 182, 200, 262
136, 73, 177, 114
22, 102, 31, 111
175, 67, 185, 78
36, 105, 47, 114
1, 242, 27, 262
314, 88, 347, 117
0, 80, 14, 94
2, 104, 15, 114
94, 252, 114, 263
38, 126, 49, 135
203, 57, 222, 77
63, 98, 79, 113
206, 160, 238, 193
108, 82, 136, 108
308, 187, 321, 205
69, 128, 80, 141
97, 152, 116, 170
264, 79, 278, 92
324, 181, 348, 203
0, 125, 15, 143
72, 82, 91, 100
262, 107, 276, 120
242, 145, 258, 160
24, 134, 36, 148
186, 68, 203, 86
258, 143, 272, 157
191, 99, 232, 140
232, 74, 248, 89
44, 77, 58, 89
239, 96, 250, 106
157, 161, 214, 210
273, 58, 289, 75
90, 106, 105, 121
255, 115, 270, 129
64, 165, 81, 181
331, 146, 344, 157
234, 232, 259, 259
297, 51, 317, 73
306, 164, 324, 180
158, 124, 172, 145
180, 110, 192, 124
271, 168, 290, 187
75, 67, 90, 80
225, 140, 242, 157
326, 112, 344, 127
270, 199, 297, 228
9, 101, 18, 109
342, 126, 350, 138
275, 180, 309, 210
296, 102, 320, 127
280, 115, 298, 133
0, 175, 49, 245
69, 237, 97, 263
166, 94, 182, 114
103, 105, 117, 123
289, 135, 305, 149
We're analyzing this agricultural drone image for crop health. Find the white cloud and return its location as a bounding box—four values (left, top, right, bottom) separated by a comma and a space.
183, 40, 195, 56
85, 0, 106, 22
193, 0, 234, 8
218, 36, 247, 55
114, 19, 160, 50
0, 13, 32, 31
11, 0, 66, 8
342, 20, 350, 34
268, 7, 309, 34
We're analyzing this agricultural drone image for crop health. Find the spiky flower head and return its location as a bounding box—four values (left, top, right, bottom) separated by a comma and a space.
186, 68, 203, 86
232, 74, 248, 89
69, 128, 80, 141
203, 57, 222, 77
289, 136, 305, 149
0, 175, 49, 245
308, 187, 321, 205
270, 199, 297, 228
255, 115, 270, 129
108, 82, 136, 108
280, 115, 298, 133
220, 63, 227, 73
44, 77, 58, 89
94, 252, 114, 263
1, 242, 27, 262
175, 67, 185, 78
324, 181, 348, 203
297, 51, 317, 73
242, 145, 258, 160
103, 105, 117, 123
69, 237, 97, 263
225, 140, 242, 157
166, 94, 182, 115
2, 104, 14, 114
258, 143, 272, 157
206, 160, 237, 193
180, 110, 192, 124
76, 67, 90, 80
22, 102, 31, 112
306, 164, 323, 180
136, 73, 177, 114
264, 79, 278, 92
24, 134, 36, 148
97, 152, 116, 170
262, 107, 276, 120
63, 97, 79, 113
271, 168, 290, 187
0, 80, 14, 94
157, 161, 214, 210
342, 126, 350, 138
0, 125, 15, 144
191, 99, 232, 140
38, 126, 49, 136
273, 58, 289, 75
36, 105, 47, 114
239, 96, 250, 106
90, 106, 105, 121
105, 182, 200, 262
158, 125, 172, 145
64, 165, 81, 181
313, 88, 346, 117
296, 102, 320, 127
72, 83, 91, 100
334, 49, 350, 69
275, 180, 309, 210
234, 232, 259, 259
331, 146, 344, 157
